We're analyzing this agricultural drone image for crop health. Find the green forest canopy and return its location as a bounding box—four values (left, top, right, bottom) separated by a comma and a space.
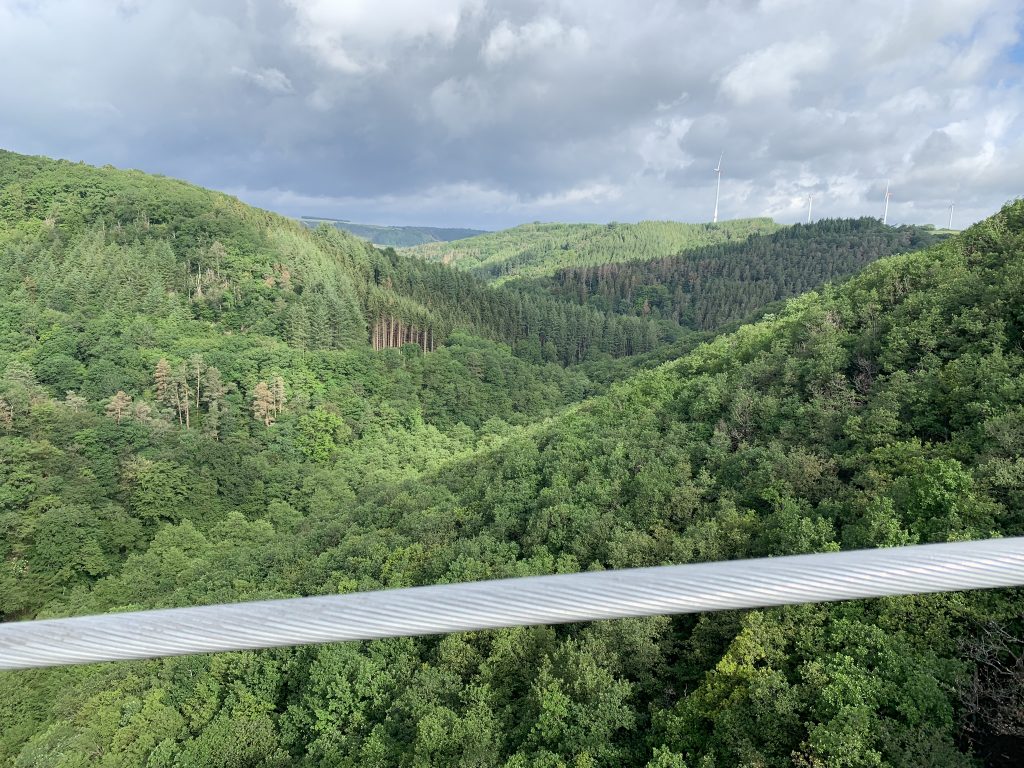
0, 149, 675, 367
405, 218, 783, 284
514, 217, 942, 330
0, 149, 1021, 766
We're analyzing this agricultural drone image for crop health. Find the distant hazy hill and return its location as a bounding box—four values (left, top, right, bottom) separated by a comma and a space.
404, 218, 783, 284
300, 216, 487, 247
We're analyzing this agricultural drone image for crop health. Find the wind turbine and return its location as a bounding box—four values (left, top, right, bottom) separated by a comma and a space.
807, 194, 813, 224
882, 180, 892, 225
712, 152, 723, 224
948, 201, 955, 230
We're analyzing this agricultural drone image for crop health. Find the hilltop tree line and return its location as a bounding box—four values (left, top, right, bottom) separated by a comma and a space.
300, 218, 487, 247
407, 218, 782, 284
0, 153, 933, 372
518, 218, 942, 330
0, 150, 668, 368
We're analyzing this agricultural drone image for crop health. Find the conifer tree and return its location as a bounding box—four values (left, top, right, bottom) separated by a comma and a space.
287, 303, 310, 350
154, 358, 173, 403
271, 376, 286, 417
252, 381, 275, 426
202, 366, 227, 439
0, 398, 12, 431
104, 390, 132, 424
165, 364, 191, 428
187, 353, 204, 410
202, 366, 227, 406
130, 400, 152, 423
203, 399, 222, 439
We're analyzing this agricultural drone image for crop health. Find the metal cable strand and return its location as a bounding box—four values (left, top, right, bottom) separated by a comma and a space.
2, 538, 1023, 670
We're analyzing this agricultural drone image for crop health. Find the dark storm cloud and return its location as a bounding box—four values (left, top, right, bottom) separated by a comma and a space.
0, 0, 1021, 228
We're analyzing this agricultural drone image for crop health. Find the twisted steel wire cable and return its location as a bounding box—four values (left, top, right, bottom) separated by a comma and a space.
2, 538, 1023, 670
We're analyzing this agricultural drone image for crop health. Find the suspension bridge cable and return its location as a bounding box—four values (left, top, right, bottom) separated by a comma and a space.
2, 538, 1022, 670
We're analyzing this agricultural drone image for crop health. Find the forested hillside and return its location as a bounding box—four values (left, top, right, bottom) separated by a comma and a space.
406, 218, 782, 284
300, 218, 487, 247
1, 150, 1022, 767
518, 218, 941, 330
0, 151, 666, 367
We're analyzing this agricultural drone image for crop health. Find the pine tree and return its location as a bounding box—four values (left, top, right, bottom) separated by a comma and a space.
308, 296, 331, 348
169, 364, 191, 428
202, 366, 227, 440
252, 381, 276, 426
187, 353, 204, 410
202, 366, 227, 405
0, 398, 12, 431
105, 390, 132, 424
287, 303, 310, 350
154, 358, 173, 403
271, 376, 286, 417
130, 400, 152, 423
203, 399, 222, 439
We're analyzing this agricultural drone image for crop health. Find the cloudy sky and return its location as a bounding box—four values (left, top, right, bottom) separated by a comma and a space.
1, 0, 1021, 229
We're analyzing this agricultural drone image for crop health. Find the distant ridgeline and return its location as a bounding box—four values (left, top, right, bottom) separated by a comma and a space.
0, 150, 661, 366
514, 218, 944, 331
404, 218, 783, 284
0, 152, 944, 373
300, 216, 487, 247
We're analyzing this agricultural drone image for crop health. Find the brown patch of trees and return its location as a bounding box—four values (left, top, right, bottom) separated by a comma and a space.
371, 316, 435, 353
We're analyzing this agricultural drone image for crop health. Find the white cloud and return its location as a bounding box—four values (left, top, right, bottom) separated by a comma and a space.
720, 37, 833, 105
636, 117, 694, 176
482, 16, 588, 65
0, 0, 1022, 230
231, 66, 293, 94
286, 0, 476, 73
943, 6, 1022, 81
429, 77, 492, 135
533, 182, 622, 207
860, 0, 1003, 64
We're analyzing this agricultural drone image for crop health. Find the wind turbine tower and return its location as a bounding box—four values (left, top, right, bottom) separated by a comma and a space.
948, 202, 955, 230
882, 180, 892, 225
712, 152, 723, 224
807, 194, 813, 224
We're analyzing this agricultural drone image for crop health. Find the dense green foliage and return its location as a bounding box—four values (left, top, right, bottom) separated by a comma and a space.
300, 218, 487, 248
518, 218, 941, 330
406, 218, 782, 284
0, 150, 1022, 767
368, 248, 664, 364
0, 150, 668, 367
